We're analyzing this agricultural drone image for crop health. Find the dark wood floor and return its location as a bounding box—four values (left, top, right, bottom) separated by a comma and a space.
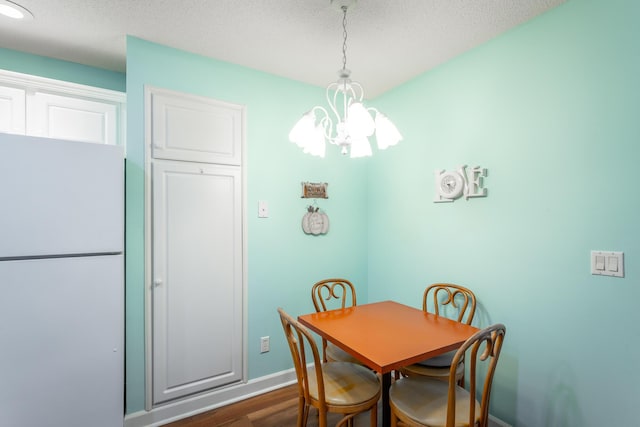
161, 384, 381, 427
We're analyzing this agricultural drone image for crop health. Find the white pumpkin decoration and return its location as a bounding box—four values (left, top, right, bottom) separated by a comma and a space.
302, 206, 329, 235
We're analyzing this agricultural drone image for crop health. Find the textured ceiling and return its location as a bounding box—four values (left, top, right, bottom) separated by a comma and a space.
0, 0, 566, 97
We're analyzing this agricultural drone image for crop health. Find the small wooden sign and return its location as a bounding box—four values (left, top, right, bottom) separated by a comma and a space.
301, 182, 328, 199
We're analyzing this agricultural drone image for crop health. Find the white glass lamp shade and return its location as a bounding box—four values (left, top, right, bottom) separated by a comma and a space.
304, 124, 326, 158
346, 102, 375, 138
289, 112, 317, 148
349, 136, 373, 158
374, 112, 403, 150
289, 111, 327, 157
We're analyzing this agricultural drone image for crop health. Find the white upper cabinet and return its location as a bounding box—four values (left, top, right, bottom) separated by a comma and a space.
0, 69, 125, 147
0, 85, 26, 134
148, 87, 243, 165
27, 91, 118, 145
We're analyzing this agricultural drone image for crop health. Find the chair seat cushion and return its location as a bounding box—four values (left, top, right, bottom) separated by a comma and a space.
402, 359, 464, 379
307, 362, 380, 406
417, 349, 457, 368
390, 376, 481, 427
326, 342, 362, 364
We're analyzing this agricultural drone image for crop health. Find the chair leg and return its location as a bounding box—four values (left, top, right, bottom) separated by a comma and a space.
318, 409, 327, 427
298, 400, 308, 427
370, 404, 378, 427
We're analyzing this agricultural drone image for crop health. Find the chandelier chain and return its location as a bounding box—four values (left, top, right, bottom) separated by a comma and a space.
341, 6, 348, 70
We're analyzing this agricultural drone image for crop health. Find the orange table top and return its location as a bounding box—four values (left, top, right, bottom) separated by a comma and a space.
298, 300, 479, 373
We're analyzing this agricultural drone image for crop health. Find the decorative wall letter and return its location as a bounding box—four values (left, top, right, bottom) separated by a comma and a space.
434, 165, 488, 203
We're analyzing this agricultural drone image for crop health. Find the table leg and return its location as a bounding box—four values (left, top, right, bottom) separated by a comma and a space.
382, 372, 391, 427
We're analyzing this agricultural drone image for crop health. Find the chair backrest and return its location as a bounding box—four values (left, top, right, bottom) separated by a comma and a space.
311, 278, 357, 312
447, 323, 506, 427
277, 308, 327, 409
423, 283, 476, 325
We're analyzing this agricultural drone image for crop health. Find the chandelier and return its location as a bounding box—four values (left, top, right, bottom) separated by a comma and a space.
288, 0, 402, 158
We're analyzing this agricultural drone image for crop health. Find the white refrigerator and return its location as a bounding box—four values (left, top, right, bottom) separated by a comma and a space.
0, 133, 124, 427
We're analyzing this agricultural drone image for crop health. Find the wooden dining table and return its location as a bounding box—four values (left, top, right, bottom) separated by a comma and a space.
298, 300, 479, 427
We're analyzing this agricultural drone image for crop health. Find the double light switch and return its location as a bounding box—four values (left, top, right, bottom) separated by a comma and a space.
591, 251, 624, 278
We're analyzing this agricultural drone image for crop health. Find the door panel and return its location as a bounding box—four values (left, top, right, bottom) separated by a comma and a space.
27, 91, 118, 144
152, 160, 242, 404
150, 88, 242, 165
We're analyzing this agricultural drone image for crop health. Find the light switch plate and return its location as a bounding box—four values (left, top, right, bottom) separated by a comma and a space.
591, 251, 624, 277
258, 200, 269, 218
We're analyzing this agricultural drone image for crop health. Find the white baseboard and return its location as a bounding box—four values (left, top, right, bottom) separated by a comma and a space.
124, 369, 297, 427
489, 414, 512, 427
125, 369, 511, 427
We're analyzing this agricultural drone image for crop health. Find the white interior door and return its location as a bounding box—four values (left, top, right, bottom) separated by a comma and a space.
151, 160, 243, 404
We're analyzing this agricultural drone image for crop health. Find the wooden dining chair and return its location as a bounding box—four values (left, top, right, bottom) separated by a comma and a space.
311, 278, 362, 365
399, 283, 476, 385
277, 308, 381, 427
389, 323, 506, 427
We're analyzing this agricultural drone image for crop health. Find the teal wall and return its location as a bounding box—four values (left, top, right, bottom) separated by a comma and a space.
368, 0, 639, 425
2, 0, 638, 424
125, 37, 369, 412
0, 47, 125, 92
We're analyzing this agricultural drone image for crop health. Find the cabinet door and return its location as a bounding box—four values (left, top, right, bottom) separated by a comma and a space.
149, 88, 243, 165
0, 86, 26, 134
26, 91, 119, 144
151, 160, 243, 404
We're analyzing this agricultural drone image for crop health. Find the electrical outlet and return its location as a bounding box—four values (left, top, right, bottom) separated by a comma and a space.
260, 336, 270, 353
